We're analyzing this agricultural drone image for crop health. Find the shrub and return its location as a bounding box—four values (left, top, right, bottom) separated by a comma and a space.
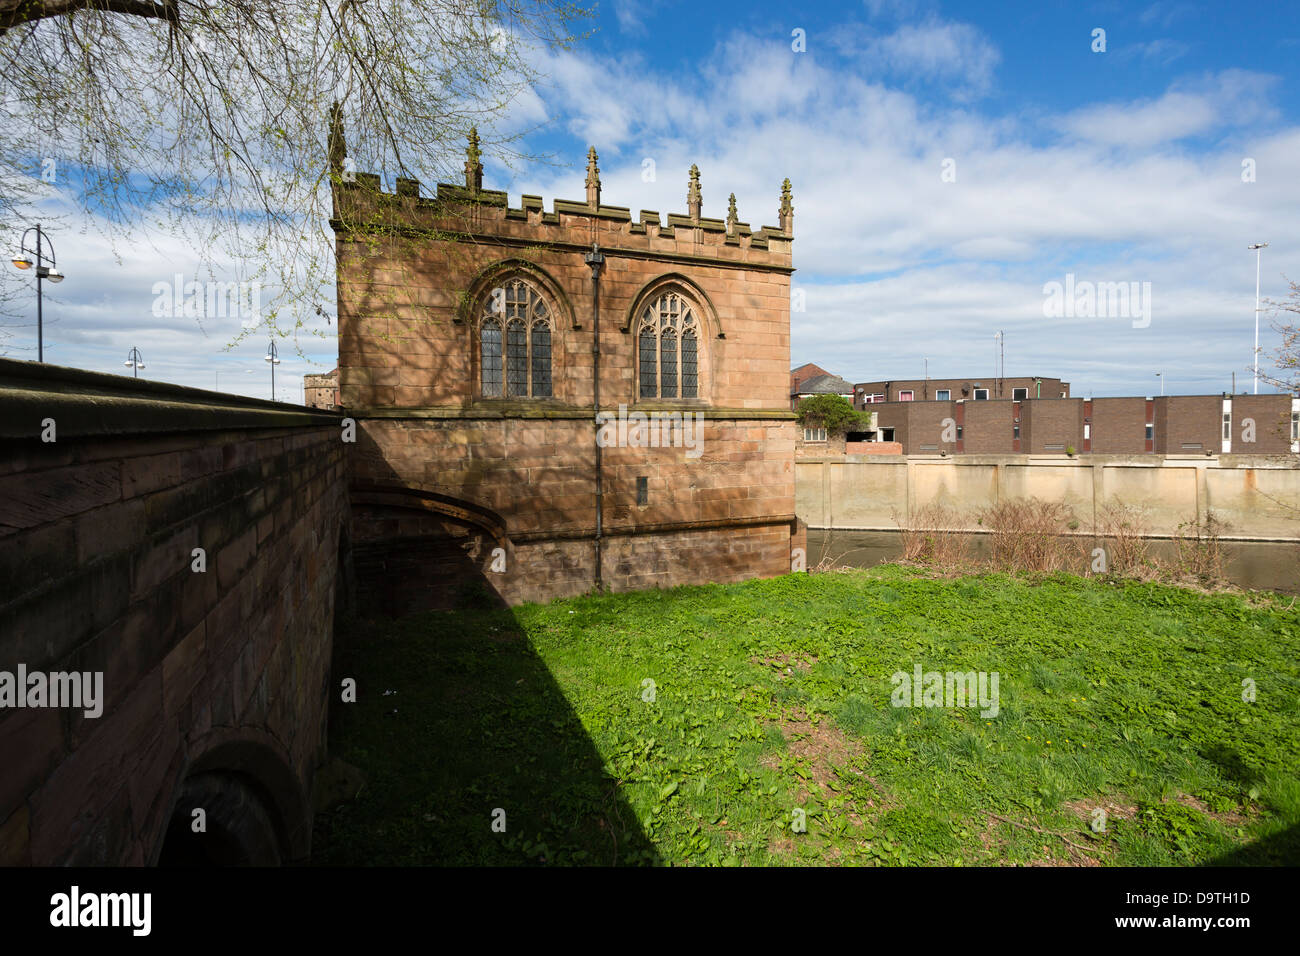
898, 503, 969, 567
977, 498, 1076, 573
1171, 513, 1228, 584
1096, 501, 1155, 577
796, 394, 868, 436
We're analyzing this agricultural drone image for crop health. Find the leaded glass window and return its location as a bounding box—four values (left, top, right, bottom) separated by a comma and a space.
637, 292, 701, 399
481, 318, 503, 397
479, 277, 553, 398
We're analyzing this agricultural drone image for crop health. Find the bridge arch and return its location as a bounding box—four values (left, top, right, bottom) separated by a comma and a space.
154, 729, 311, 866
349, 481, 512, 613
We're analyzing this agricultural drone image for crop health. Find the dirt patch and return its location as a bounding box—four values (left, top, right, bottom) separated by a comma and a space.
984, 811, 1107, 867
753, 653, 819, 679
762, 706, 869, 792
767, 834, 796, 857
760, 703, 888, 848
1062, 796, 1138, 826
1174, 793, 1255, 828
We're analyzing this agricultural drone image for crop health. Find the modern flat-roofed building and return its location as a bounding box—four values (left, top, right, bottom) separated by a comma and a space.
852, 376, 1069, 408
831, 392, 1298, 457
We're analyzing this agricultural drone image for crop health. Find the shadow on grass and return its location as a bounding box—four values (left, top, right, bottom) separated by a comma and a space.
311, 606, 661, 866
1204, 823, 1300, 866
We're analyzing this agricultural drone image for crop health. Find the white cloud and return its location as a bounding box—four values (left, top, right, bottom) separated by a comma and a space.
6, 17, 1298, 402
864, 17, 1001, 97
1056, 70, 1279, 148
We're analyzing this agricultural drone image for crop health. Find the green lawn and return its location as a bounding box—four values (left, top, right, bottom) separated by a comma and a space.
312, 566, 1300, 866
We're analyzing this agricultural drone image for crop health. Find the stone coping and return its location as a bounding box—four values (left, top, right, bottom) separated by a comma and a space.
0, 357, 343, 440
350, 404, 798, 421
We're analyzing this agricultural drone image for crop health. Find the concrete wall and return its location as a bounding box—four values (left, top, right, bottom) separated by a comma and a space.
796, 454, 1300, 539
0, 359, 348, 865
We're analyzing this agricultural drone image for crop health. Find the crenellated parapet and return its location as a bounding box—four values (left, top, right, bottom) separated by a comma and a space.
331, 132, 794, 268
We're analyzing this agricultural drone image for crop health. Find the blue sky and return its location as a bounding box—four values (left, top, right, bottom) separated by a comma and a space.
6, 0, 1300, 399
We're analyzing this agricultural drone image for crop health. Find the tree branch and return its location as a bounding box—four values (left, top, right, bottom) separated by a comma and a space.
0, 0, 177, 35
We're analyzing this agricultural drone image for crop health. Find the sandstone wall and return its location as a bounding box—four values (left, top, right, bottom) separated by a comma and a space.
0, 359, 347, 865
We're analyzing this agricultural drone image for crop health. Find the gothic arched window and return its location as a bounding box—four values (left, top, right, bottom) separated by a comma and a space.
637, 291, 699, 399
479, 277, 553, 398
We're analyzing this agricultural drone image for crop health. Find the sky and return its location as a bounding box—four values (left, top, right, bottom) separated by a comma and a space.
6, 0, 1300, 400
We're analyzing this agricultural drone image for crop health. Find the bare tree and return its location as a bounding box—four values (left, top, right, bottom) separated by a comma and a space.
0, 0, 590, 350
1262, 278, 1300, 394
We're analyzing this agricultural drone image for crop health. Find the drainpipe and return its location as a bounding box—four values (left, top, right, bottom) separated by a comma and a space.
585, 243, 606, 591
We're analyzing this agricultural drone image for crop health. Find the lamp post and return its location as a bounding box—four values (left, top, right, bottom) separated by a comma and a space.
124, 347, 145, 378
1249, 242, 1268, 394
264, 340, 281, 400
1156, 372, 1164, 396
10, 224, 65, 362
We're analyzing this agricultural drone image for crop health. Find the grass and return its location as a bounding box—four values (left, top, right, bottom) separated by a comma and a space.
311, 565, 1300, 866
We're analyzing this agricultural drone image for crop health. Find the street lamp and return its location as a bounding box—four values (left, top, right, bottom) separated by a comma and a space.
1155, 372, 1164, 396
1249, 242, 1268, 394
124, 347, 145, 378
10, 224, 64, 362
264, 340, 281, 400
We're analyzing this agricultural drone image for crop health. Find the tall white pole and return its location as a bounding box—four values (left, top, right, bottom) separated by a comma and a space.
1254, 245, 1262, 394
1250, 242, 1268, 394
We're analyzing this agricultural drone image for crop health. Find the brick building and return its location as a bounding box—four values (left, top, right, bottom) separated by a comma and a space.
791, 372, 855, 412
854, 393, 1297, 456
303, 368, 340, 409
332, 122, 800, 607
853, 375, 1069, 408
790, 362, 829, 395
790, 363, 855, 411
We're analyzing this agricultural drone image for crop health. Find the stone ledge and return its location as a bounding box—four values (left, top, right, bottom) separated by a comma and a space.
0, 358, 342, 440
350, 405, 798, 421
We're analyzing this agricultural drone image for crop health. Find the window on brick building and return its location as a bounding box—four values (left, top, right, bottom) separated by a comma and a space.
803, 427, 827, 442
899, 390, 914, 401
480, 278, 553, 398
1145, 423, 1154, 440
935, 389, 950, 401
638, 291, 700, 399
1012, 387, 1028, 400
974, 388, 989, 400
